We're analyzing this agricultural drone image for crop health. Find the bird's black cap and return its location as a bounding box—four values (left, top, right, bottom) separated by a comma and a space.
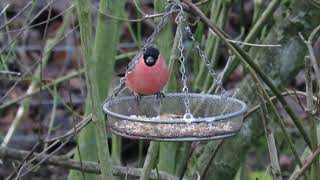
143, 47, 159, 66
144, 46, 159, 59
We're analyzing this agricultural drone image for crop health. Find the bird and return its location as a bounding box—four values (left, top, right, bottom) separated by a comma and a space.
125, 46, 170, 98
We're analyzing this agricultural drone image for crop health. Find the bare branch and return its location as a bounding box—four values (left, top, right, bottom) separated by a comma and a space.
0, 147, 178, 180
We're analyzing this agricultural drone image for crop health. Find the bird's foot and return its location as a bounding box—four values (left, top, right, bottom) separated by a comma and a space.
134, 93, 142, 104
156, 92, 165, 100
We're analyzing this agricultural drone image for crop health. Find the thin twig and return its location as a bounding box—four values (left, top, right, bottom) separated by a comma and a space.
0, 24, 80, 105
299, 27, 320, 91
292, 90, 306, 112
207, 55, 232, 94
0, 3, 78, 105
6, 142, 40, 180
0, 1, 39, 102
245, 90, 318, 118
304, 40, 319, 179
0, 0, 59, 53
309, 27, 320, 92
45, 115, 92, 142
0, 69, 84, 110
17, 117, 93, 174
304, 56, 316, 112
248, 70, 303, 167
45, 86, 58, 149
0, 4, 10, 17
256, 83, 282, 180
133, 0, 146, 16
0, 1, 32, 30
0, 70, 21, 76
37, 0, 54, 158
19, 136, 76, 178
290, 145, 320, 180
0, 10, 72, 149
69, 90, 86, 180
0, 5, 75, 37
91, 3, 172, 22
195, 0, 210, 6
209, 29, 282, 47
90, 0, 206, 23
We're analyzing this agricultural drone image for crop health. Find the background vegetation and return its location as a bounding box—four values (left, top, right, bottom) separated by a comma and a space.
0, 0, 319, 179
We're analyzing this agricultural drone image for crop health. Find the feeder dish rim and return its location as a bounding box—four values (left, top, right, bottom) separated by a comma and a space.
103, 93, 247, 124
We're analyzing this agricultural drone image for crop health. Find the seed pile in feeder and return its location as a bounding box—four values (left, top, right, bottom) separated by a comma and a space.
109, 114, 241, 138
129, 113, 184, 121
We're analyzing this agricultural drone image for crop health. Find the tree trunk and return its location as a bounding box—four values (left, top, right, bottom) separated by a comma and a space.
68, 1, 125, 179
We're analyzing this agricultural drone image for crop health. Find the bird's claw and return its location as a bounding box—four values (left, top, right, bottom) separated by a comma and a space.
156, 92, 165, 100
134, 93, 142, 104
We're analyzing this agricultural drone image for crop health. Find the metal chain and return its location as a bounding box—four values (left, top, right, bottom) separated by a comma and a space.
111, 3, 177, 98
184, 26, 227, 100
109, 1, 227, 122
175, 3, 194, 123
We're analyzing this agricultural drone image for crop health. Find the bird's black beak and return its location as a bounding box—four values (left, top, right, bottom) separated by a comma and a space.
143, 46, 159, 66
144, 56, 156, 66
146, 56, 154, 63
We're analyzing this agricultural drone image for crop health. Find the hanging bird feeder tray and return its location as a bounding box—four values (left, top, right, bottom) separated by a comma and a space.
103, 93, 246, 141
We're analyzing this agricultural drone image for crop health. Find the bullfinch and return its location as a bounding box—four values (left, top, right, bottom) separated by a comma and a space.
125, 46, 170, 96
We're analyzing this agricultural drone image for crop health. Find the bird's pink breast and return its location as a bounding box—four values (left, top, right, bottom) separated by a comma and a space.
126, 55, 169, 95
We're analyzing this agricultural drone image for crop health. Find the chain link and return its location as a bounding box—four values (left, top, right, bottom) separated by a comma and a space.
184, 26, 227, 100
